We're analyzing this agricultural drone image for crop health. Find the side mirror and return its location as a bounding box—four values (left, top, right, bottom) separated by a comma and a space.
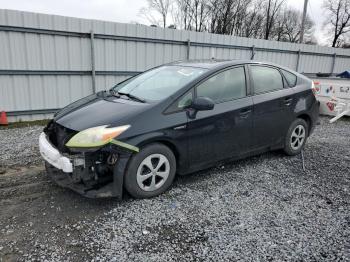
191, 97, 215, 111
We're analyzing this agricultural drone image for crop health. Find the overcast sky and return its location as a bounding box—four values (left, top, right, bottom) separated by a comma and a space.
0, 0, 328, 45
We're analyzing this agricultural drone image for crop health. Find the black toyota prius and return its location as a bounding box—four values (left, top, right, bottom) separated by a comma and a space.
39, 60, 319, 199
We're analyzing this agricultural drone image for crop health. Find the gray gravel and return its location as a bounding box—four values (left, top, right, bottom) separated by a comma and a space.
0, 126, 43, 168
0, 116, 349, 261
81, 117, 350, 261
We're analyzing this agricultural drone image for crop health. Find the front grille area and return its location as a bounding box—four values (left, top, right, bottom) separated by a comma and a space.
44, 121, 77, 153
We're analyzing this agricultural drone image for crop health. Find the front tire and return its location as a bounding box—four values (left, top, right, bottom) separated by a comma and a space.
124, 143, 176, 199
283, 118, 309, 156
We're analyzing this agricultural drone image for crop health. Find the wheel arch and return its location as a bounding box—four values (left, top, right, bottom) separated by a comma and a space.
134, 136, 182, 170
296, 113, 312, 134
139, 137, 179, 156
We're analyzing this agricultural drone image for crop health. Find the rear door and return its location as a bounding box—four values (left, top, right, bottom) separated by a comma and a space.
249, 65, 295, 149
186, 66, 254, 169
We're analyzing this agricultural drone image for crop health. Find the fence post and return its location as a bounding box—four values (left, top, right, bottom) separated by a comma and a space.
251, 45, 255, 60
187, 39, 191, 60
90, 30, 96, 94
331, 53, 337, 75
296, 49, 301, 72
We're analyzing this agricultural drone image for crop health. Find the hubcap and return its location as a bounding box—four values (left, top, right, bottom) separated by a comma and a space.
290, 124, 306, 150
136, 154, 170, 192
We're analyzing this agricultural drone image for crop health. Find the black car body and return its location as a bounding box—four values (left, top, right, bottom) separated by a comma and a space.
39, 60, 319, 199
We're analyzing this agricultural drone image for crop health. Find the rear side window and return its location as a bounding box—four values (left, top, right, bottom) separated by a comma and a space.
251, 66, 284, 94
196, 67, 246, 103
281, 69, 297, 87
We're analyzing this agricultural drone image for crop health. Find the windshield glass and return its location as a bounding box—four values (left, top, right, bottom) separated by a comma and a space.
113, 66, 207, 101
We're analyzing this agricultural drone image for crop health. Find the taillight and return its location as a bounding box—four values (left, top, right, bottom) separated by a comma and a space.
311, 81, 320, 96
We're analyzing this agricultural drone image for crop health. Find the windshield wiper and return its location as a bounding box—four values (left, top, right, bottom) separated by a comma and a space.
109, 89, 120, 98
117, 92, 145, 103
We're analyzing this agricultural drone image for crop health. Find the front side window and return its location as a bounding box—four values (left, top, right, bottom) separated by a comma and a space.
178, 91, 193, 108
113, 66, 207, 101
196, 67, 246, 102
165, 90, 193, 113
251, 66, 284, 94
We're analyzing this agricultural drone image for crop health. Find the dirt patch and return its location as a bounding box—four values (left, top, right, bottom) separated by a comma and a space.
0, 166, 118, 261
0, 120, 49, 130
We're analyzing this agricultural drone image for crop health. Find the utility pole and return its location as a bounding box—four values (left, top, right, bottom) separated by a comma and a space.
265, 0, 271, 40
299, 0, 309, 43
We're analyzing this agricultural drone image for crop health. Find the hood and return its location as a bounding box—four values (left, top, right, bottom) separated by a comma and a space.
54, 91, 149, 131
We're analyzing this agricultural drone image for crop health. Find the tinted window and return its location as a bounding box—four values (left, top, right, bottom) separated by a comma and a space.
251, 66, 284, 94
196, 67, 246, 102
281, 69, 297, 87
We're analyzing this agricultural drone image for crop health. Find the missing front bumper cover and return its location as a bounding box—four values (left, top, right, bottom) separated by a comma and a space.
40, 132, 136, 198
45, 152, 131, 199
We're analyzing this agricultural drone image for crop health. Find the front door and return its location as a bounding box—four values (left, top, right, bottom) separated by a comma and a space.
186, 66, 254, 170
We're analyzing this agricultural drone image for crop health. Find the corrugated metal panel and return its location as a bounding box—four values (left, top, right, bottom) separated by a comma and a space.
334, 57, 350, 73
95, 75, 129, 92
0, 75, 91, 110
0, 9, 350, 121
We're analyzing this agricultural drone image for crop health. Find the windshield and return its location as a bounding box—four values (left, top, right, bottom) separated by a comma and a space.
112, 66, 207, 101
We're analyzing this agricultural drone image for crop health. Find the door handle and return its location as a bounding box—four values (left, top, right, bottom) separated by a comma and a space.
284, 97, 293, 106
173, 124, 187, 130
239, 109, 252, 118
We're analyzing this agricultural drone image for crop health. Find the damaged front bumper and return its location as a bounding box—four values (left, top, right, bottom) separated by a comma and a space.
39, 133, 73, 173
39, 132, 136, 199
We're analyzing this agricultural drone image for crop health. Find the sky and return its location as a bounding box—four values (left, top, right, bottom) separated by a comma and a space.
287, 0, 327, 44
0, 0, 329, 45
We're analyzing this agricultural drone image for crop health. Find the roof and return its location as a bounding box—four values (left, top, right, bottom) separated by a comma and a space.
169, 59, 257, 69
167, 60, 305, 79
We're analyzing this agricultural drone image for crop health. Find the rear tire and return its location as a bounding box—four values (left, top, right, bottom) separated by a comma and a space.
124, 143, 176, 199
283, 118, 309, 156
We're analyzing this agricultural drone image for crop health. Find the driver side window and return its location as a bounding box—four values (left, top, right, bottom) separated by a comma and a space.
196, 67, 246, 103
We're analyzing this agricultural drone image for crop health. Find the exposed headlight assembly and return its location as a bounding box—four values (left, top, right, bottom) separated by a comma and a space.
66, 125, 131, 148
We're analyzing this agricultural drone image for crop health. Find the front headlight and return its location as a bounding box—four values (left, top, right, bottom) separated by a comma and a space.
66, 125, 130, 148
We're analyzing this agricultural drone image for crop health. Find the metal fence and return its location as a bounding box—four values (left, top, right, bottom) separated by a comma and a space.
1, 9, 350, 121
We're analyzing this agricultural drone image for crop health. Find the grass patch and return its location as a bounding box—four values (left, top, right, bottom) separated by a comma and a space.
0, 119, 50, 130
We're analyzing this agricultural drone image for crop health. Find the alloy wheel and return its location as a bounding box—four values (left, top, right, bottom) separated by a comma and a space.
136, 154, 170, 192
290, 124, 306, 151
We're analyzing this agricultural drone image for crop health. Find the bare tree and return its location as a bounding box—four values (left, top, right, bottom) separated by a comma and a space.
342, 40, 350, 47
273, 7, 315, 43
323, 0, 350, 47
172, 0, 210, 31
264, 0, 286, 39
207, 0, 253, 35
140, 0, 172, 28
138, 0, 317, 45
240, 1, 265, 38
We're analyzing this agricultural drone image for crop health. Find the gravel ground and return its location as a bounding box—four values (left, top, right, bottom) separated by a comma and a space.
0, 116, 349, 261
0, 126, 43, 168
